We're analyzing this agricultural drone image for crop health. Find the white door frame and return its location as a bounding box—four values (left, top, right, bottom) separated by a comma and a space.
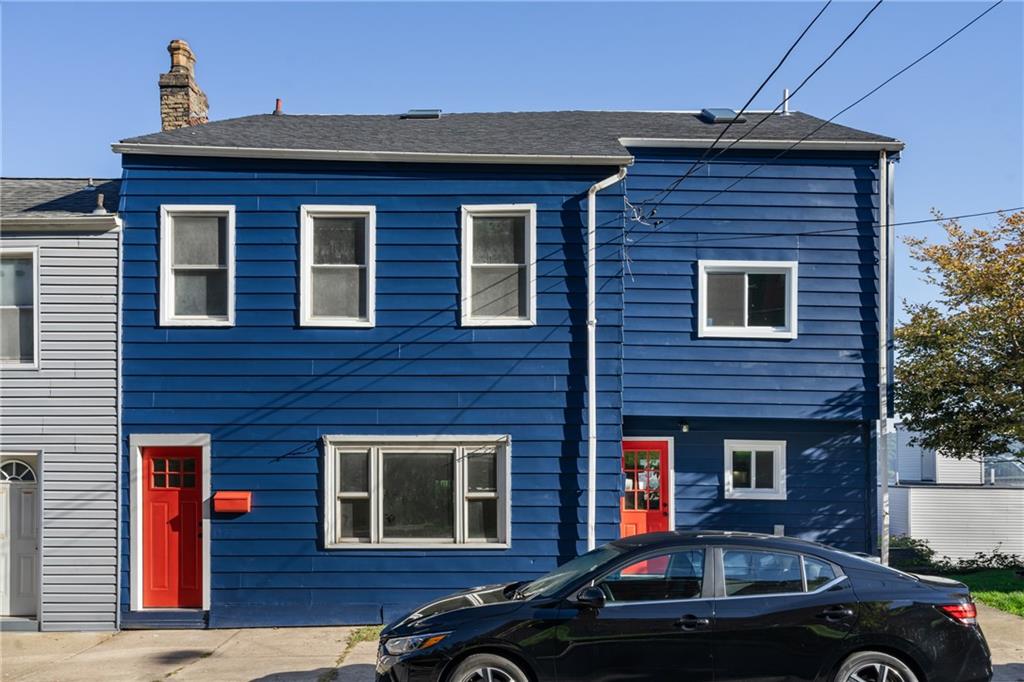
128, 434, 211, 612
622, 436, 676, 532
0, 451, 42, 623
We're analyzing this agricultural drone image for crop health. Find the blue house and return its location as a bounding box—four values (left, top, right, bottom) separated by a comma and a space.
113, 41, 900, 628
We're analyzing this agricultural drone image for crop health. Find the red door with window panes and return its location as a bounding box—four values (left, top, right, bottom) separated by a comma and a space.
142, 447, 202, 608
620, 440, 669, 538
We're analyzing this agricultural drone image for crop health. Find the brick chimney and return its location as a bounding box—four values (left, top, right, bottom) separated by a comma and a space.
159, 39, 208, 131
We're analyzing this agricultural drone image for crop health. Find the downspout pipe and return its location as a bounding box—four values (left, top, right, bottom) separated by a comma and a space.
877, 151, 893, 564
586, 167, 627, 552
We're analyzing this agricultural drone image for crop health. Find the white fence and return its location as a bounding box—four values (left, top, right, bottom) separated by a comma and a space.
889, 486, 1024, 561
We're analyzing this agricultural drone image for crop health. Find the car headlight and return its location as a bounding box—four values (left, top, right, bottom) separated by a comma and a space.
383, 632, 450, 656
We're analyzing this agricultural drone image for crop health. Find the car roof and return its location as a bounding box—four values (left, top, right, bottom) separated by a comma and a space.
609, 530, 860, 563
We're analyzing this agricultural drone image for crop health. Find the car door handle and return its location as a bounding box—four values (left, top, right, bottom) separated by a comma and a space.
674, 614, 711, 630
817, 605, 855, 621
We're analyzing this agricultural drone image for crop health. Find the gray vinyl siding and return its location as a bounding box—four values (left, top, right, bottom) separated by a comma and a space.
0, 230, 119, 631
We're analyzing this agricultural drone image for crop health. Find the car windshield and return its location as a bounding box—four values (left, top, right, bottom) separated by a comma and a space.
518, 545, 626, 599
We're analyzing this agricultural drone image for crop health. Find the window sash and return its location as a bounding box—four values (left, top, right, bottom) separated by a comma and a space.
0, 250, 38, 368
698, 260, 797, 339
160, 206, 235, 326
724, 440, 786, 500
327, 439, 508, 547
300, 206, 375, 327
461, 205, 536, 326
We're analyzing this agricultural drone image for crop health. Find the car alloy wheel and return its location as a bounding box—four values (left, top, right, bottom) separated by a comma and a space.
844, 662, 907, 682
448, 654, 529, 682
455, 668, 518, 682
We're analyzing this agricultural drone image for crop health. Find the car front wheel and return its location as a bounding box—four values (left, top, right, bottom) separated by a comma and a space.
447, 653, 530, 682
835, 651, 919, 682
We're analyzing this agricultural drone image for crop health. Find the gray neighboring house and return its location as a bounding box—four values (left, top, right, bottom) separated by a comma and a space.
1, 178, 120, 631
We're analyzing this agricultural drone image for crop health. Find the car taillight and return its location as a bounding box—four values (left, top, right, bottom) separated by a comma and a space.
938, 602, 977, 625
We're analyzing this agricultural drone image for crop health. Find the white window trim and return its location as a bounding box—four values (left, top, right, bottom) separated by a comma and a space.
322, 434, 511, 549
723, 439, 787, 501
299, 205, 376, 328
0, 246, 40, 370
460, 204, 537, 327
698, 260, 798, 339
159, 205, 236, 327
128, 433, 212, 612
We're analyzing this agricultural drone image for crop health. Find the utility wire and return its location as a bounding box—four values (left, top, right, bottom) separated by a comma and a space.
637, 0, 883, 217
626, 0, 1006, 248
641, 0, 834, 212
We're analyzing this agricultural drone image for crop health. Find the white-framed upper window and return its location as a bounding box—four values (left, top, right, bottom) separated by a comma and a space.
461, 204, 536, 326
160, 205, 235, 326
323, 435, 510, 549
299, 205, 376, 327
724, 439, 787, 500
0, 248, 39, 369
698, 260, 797, 339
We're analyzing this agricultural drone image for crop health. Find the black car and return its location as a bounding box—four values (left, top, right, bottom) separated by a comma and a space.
376, 531, 992, 682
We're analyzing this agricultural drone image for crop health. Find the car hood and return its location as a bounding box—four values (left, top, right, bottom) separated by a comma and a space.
384, 583, 523, 635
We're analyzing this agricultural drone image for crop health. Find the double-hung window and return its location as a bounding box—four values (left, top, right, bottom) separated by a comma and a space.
698, 260, 797, 339
323, 436, 510, 548
461, 204, 536, 326
0, 248, 39, 368
160, 205, 235, 326
724, 439, 787, 500
300, 205, 375, 327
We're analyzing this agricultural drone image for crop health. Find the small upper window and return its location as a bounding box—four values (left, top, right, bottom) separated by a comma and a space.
0, 250, 38, 368
300, 206, 376, 327
698, 260, 797, 339
160, 206, 235, 326
0, 460, 36, 482
461, 204, 536, 326
724, 439, 787, 500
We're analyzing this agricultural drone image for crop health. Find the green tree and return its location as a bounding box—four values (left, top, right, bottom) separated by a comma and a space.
894, 210, 1023, 460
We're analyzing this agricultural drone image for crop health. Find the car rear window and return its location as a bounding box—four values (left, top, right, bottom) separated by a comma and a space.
723, 550, 803, 596
804, 556, 837, 590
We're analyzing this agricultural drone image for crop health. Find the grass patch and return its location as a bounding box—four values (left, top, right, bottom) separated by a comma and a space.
318, 625, 384, 682
947, 569, 1024, 617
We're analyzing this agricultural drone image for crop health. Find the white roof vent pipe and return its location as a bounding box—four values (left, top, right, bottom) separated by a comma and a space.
783, 88, 791, 115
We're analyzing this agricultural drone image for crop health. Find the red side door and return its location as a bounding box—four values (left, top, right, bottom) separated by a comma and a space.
620, 440, 670, 538
143, 447, 202, 608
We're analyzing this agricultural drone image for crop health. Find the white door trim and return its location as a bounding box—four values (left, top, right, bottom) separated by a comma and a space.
622, 437, 676, 532
128, 434, 211, 612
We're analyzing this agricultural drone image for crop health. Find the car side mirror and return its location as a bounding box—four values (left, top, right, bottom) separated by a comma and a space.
575, 586, 606, 610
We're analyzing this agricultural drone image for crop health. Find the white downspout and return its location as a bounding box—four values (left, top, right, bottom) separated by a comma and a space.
878, 151, 892, 565
586, 167, 627, 552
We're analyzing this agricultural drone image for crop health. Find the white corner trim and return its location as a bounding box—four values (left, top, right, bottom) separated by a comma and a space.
128, 433, 212, 612
697, 259, 798, 340
0, 246, 41, 370
623, 436, 676, 531
723, 439, 787, 501
460, 203, 537, 327
112, 142, 635, 167
619, 137, 905, 152
159, 205, 236, 327
298, 205, 376, 327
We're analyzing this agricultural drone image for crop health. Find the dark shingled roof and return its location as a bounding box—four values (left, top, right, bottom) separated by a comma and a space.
1, 178, 120, 220
119, 110, 899, 158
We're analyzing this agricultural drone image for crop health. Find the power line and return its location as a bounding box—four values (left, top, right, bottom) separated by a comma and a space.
636, 0, 834, 218
622, 206, 1024, 248
625, 0, 1006, 247
637, 0, 883, 217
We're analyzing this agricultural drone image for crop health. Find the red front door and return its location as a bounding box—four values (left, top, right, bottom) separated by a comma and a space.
142, 447, 202, 608
620, 440, 670, 538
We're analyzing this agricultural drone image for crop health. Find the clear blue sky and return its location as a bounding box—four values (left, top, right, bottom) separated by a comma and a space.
2, 1, 1021, 311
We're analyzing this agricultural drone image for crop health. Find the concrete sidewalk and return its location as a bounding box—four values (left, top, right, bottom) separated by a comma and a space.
2, 606, 1021, 681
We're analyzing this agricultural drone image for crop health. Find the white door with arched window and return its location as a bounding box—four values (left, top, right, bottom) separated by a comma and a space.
0, 457, 38, 617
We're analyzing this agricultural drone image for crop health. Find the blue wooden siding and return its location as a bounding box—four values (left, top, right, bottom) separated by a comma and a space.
622, 149, 881, 421
624, 416, 876, 552
119, 155, 626, 626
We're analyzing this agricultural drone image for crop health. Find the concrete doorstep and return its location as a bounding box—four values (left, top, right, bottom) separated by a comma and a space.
1, 608, 1021, 681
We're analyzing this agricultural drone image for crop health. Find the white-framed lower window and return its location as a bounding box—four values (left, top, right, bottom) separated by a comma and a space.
160, 205, 235, 326
724, 439, 787, 500
461, 204, 536, 326
322, 435, 510, 548
0, 247, 39, 369
299, 205, 376, 327
698, 260, 797, 339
